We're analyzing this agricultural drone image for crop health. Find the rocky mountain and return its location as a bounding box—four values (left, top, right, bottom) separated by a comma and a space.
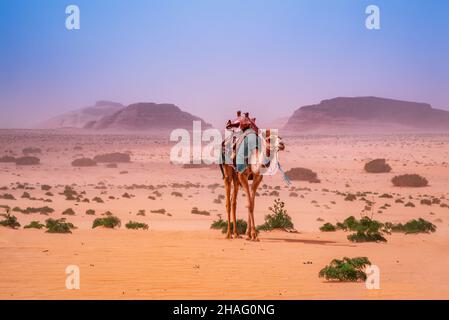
285, 97, 449, 133
36, 101, 124, 129
86, 102, 211, 131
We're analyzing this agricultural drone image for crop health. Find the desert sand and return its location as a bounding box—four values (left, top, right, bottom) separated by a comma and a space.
1, 129, 449, 299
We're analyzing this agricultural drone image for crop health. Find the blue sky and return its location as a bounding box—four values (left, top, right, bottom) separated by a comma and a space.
1, 0, 448, 128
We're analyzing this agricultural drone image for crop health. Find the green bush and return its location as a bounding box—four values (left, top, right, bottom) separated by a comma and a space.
319, 257, 371, 282
392, 174, 428, 187
347, 231, 386, 243
210, 218, 227, 230
0, 213, 21, 229
24, 221, 45, 229
125, 221, 149, 230
211, 218, 248, 235
320, 223, 336, 232
92, 216, 121, 229
385, 218, 436, 234
45, 218, 76, 233
328, 216, 387, 243
257, 199, 294, 231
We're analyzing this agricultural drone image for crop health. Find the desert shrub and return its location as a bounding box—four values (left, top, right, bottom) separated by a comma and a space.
171, 191, 183, 197
385, 218, 436, 234
211, 218, 227, 230
85, 209, 95, 215
257, 199, 294, 231
62, 208, 76, 216
71, 158, 97, 167
41, 185, 52, 191
405, 202, 415, 207
61, 186, 78, 200
347, 231, 386, 242
151, 209, 166, 214
225, 220, 247, 235
45, 218, 76, 233
379, 193, 393, 199
320, 223, 337, 232
392, 174, 428, 187
13, 206, 53, 215
269, 190, 279, 196
332, 216, 387, 243
125, 221, 149, 230
210, 217, 248, 235
0, 155, 16, 163
15, 156, 40, 166
92, 197, 104, 203
122, 192, 132, 198
432, 198, 441, 204
319, 257, 371, 282
335, 216, 358, 231
0, 213, 20, 229
344, 193, 357, 201
136, 210, 146, 216
364, 159, 391, 173
0, 193, 16, 200
420, 199, 432, 206
92, 216, 121, 229
285, 167, 320, 183
24, 221, 45, 229
22, 147, 41, 155
21, 192, 31, 199
93, 153, 131, 163
191, 207, 211, 216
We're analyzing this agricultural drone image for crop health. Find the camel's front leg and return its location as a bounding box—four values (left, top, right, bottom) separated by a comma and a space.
250, 175, 263, 241
238, 173, 253, 240
231, 174, 240, 238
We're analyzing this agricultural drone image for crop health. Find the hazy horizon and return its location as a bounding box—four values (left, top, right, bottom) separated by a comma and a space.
1, 0, 449, 128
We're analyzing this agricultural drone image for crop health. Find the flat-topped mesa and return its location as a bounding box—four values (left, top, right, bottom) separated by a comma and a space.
87, 102, 211, 131
285, 96, 449, 133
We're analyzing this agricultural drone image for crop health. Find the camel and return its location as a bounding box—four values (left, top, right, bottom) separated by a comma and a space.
221, 129, 285, 241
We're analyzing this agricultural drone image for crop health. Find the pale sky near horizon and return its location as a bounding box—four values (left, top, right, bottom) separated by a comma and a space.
1, 0, 448, 128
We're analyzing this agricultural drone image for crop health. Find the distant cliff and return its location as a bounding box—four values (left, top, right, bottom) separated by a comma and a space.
285, 97, 449, 133
86, 102, 211, 131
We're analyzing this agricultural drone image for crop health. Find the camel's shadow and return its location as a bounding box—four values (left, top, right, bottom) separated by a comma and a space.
263, 237, 356, 247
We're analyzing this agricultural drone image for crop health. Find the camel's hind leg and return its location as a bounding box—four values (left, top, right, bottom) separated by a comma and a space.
231, 173, 240, 238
